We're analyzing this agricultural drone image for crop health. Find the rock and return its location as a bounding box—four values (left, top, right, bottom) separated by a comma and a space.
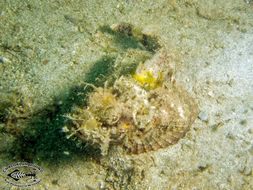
198, 111, 208, 122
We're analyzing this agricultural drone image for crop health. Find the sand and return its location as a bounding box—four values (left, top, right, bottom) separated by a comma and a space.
0, 0, 252, 189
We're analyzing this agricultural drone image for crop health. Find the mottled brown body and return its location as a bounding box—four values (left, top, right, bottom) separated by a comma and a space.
71, 53, 198, 155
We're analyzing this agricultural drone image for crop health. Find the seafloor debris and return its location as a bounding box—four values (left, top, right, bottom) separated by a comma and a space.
110, 22, 161, 52
68, 52, 199, 155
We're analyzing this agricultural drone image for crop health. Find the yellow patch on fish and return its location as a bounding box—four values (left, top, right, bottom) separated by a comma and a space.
133, 70, 163, 89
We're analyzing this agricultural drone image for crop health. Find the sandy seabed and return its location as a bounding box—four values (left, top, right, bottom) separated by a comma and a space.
0, 0, 253, 189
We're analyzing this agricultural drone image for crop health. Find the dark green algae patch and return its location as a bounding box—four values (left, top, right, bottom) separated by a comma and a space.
0, 23, 161, 163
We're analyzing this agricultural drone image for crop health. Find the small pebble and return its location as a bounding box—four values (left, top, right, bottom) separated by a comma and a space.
63, 151, 70, 155
62, 126, 69, 133
0, 57, 10, 64
248, 145, 253, 154
240, 119, 247, 126
86, 184, 96, 190
248, 128, 253, 134
244, 167, 252, 176
51, 179, 58, 185
198, 111, 208, 122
